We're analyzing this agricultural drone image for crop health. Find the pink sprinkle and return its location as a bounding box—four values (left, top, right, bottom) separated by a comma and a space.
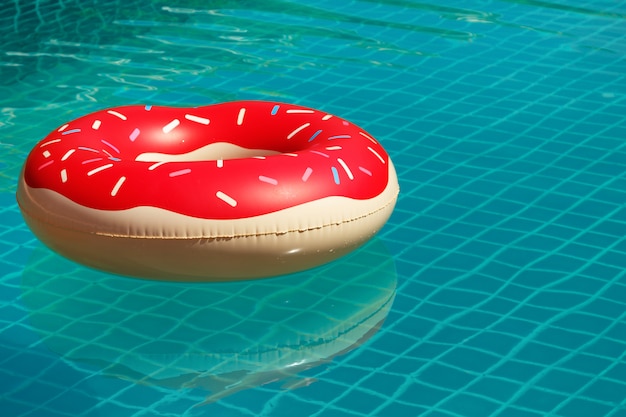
310, 150, 329, 158
78, 146, 99, 153
129, 128, 140, 142
359, 166, 372, 176
83, 158, 103, 164
169, 168, 191, 177
38, 160, 54, 170
259, 175, 278, 185
302, 167, 313, 182
101, 139, 120, 154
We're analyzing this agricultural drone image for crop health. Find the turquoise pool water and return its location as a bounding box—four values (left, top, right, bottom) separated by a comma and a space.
2, 0, 626, 416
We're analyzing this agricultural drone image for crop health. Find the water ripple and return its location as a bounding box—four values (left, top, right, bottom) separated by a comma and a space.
499, 0, 626, 19
163, 4, 475, 41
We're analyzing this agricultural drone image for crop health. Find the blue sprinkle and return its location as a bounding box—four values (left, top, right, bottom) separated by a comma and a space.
271, 104, 280, 115
308, 129, 322, 142
62, 129, 81, 135
145, 105, 152, 111
331, 167, 340, 184
108, 157, 121, 162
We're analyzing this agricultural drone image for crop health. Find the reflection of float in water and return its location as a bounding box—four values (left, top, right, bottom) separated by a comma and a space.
21, 239, 397, 405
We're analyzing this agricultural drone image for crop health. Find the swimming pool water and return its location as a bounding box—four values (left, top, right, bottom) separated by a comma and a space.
2, 1, 626, 416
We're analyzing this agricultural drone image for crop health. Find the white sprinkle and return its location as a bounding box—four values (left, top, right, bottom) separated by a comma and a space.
326, 146, 342, 151
284, 153, 298, 157
61, 149, 75, 161
102, 149, 114, 159
368, 146, 386, 164
92, 120, 101, 130
237, 108, 246, 125
58, 124, 69, 132
148, 161, 167, 171
87, 163, 113, 176
286, 109, 315, 114
169, 168, 191, 177
253, 156, 266, 160
322, 114, 333, 121
216, 191, 237, 207
163, 119, 180, 134
359, 131, 377, 144
42, 150, 51, 158
337, 158, 354, 180
129, 128, 140, 141
185, 114, 210, 125
40, 139, 61, 148
259, 175, 278, 185
107, 110, 127, 120
111, 176, 126, 196
60, 169, 68, 183
302, 167, 313, 182
359, 166, 372, 176
287, 123, 310, 140
217, 159, 224, 168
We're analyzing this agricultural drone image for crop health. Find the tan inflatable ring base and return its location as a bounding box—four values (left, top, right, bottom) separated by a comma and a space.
17, 165, 398, 281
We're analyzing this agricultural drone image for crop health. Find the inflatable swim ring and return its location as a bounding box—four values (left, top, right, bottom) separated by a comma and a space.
17, 101, 399, 281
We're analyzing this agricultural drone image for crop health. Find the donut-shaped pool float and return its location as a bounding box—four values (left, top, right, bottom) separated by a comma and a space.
17, 101, 399, 281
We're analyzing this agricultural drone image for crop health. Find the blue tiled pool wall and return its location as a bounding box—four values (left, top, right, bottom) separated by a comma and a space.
2, 0, 626, 416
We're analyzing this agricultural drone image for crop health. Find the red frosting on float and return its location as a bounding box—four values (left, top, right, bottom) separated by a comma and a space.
24, 101, 390, 219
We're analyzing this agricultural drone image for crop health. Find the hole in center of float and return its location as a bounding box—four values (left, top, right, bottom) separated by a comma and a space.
134, 142, 280, 163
